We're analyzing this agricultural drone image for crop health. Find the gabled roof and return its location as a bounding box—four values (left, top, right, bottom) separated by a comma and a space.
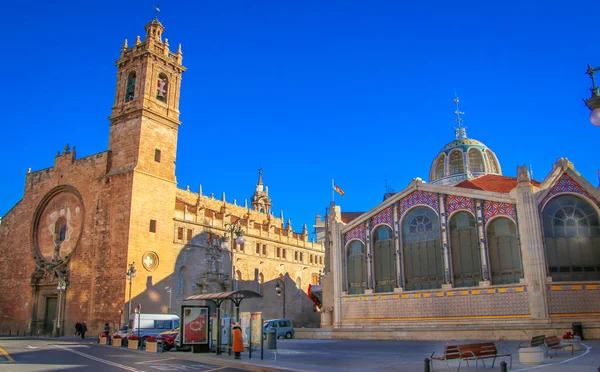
454, 174, 541, 194
341, 212, 364, 224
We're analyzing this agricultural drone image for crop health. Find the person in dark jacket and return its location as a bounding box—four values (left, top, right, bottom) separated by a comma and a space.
75, 322, 81, 336
232, 325, 244, 359
81, 321, 88, 339
103, 323, 110, 337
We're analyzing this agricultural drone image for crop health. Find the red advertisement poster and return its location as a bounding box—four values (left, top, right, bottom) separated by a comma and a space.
182, 306, 208, 344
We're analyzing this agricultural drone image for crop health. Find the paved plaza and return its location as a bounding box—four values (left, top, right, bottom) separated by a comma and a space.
2, 336, 600, 371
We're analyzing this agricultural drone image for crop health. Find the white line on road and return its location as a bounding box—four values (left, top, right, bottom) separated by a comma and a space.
26, 345, 38, 349
512, 344, 592, 371
53, 344, 145, 372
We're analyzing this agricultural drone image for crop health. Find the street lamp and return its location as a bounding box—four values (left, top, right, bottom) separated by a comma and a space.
165, 286, 172, 314
275, 279, 286, 318
218, 220, 245, 290
583, 63, 600, 126
55, 278, 67, 337
126, 262, 136, 319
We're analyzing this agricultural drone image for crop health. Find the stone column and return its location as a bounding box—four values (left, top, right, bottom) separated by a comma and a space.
514, 165, 549, 319
329, 204, 344, 328
475, 199, 491, 284
365, 221, 374, 293
439, 194, 452, 288
393, 203, 402, 291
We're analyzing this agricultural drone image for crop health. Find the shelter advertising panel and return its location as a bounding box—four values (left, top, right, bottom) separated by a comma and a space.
181, 306, 209, 345
251, 312, 262, 345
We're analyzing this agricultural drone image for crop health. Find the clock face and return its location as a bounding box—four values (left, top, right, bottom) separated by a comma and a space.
33, 187, 84, 263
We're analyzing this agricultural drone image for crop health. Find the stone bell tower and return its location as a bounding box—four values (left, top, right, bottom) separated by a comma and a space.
108, 18, 186, 179
107, 17, 187, 314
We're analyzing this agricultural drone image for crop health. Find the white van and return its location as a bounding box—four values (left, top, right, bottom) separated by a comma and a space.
128, 314, 180, 340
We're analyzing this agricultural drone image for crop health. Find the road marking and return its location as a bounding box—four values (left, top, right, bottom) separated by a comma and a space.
26, 345, 38, 349
53, 345, 144, 371
203, 367, 227, 372
0, 347, 15, 362
135, 357, 177, 364
505, 344, 592, 371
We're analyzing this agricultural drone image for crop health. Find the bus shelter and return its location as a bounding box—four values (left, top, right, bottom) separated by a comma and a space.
183, 290, 262, 354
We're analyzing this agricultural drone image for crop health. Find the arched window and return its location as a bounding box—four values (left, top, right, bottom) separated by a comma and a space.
156, 73, 168, 102
542, 195, 600, 281
373, 225, 396, 293
402, 207, 443, 290
55, 217, 67, 243
449, 150, 464, 175
347, 240, 366, 294
485, 150, 500, 174
178, 266, 188, 294
296, 277, 302, 290
468, 149, 485, 173
432, 155, 445, 181
125, 71, 136, 102
487, 217, 522, 284
449, 211, 481, 287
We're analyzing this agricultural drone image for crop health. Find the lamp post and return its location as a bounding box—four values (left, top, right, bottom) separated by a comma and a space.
165, 286, 172, 314
126, 262, 136, 319
275, 279, 286, 318
55, 278, 67, 337
584, 63, 600, 126
219, 220, 245, 321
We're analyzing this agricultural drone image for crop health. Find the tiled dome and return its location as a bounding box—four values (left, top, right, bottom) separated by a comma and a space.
429, 127, 502, 186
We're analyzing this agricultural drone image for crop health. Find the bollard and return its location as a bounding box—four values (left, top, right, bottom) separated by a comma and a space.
424, 358, 431, 372
500, 361, 507, 372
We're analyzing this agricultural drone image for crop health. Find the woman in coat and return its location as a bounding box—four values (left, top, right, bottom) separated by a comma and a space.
232, 325, 244, 359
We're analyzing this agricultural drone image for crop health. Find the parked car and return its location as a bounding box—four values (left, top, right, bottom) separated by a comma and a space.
157, 327, 191, 352
112, 326, 130, 345
263, 318, 294, 339
127, 314, 180, 347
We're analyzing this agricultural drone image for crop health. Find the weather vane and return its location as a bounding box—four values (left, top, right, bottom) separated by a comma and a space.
453, 95, 467, 139
154, 4, 160, 20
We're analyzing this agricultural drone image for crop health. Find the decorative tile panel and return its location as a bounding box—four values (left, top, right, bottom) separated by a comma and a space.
483, 201, 516, 223
398, 191, 439, 218
445, 195, 475, 217
547, 285, 600, 314
370, 207, 392, 232
341, 286, 529, 320
344, 224, 365, 245
540, 173, 598, 210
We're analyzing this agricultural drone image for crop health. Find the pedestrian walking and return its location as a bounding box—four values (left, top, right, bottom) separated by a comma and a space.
103, 323, 110, 337
75, 322, 81, 336
232, 325, 243, 359
81, 321, 87, 339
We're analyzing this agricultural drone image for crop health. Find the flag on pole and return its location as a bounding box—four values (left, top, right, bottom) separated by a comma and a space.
334, 184, 345, 197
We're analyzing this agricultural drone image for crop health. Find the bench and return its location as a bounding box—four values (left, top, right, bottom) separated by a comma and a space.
458, 342, 512, 371
518, 335, 545, 349
430, 344, 461, 371
430, 342, 511, 371
545, 335, 573, 356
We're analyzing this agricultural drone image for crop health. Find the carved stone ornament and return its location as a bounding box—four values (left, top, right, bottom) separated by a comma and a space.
517, 165, 530, 183
142, 251, 160, 272
31, 186, 84, 275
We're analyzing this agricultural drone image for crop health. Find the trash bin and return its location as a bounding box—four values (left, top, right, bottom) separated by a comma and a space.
572, 322, 584, 340
266, 327, 277, 350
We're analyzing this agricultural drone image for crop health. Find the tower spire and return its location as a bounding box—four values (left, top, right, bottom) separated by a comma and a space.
154, 4, 160, 20
251, 168, 271, 214
453, 95, 467, 139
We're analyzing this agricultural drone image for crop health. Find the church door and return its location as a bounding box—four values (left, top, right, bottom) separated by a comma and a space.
44, 297, 57, 337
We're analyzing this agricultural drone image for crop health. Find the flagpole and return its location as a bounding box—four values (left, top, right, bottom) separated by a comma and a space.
332, 179, 335, 203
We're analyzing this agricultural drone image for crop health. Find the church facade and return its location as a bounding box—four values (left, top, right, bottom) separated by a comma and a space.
319, 121, 600, 340
0, 18, 322, 337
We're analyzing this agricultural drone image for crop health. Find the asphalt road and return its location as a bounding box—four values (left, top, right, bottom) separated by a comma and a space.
0, 338, 264, 372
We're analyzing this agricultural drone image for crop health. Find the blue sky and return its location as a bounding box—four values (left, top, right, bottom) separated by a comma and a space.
2, 1, 599, 238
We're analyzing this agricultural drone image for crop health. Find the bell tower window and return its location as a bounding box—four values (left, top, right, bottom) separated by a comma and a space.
125, 71, 136, 102
157, 73, 168, 102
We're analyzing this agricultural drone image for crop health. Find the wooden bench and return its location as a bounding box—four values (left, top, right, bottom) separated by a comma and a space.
430, 342, 511, 371
518, 335, 545, 349
430, 344, 461, 371
458, 342, 512, 371
545, 335, 573, 356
